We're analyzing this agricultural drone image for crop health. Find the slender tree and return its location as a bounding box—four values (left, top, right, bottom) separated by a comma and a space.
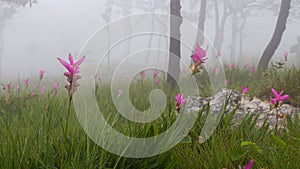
258, 0, 292, 69
195, 0, 207, 46
213, 0, 230, 52
167, 0, 182, 88
102, 0, 114, 70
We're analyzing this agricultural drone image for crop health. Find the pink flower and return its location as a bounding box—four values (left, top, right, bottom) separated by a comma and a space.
228, 63, 233, 71
117, 89, 123, 96
58, 53, 85, 76
39, 70, 45, 80
54, 82, 59, 91
249, 66, 255, 74
215, 67, 220, 75
283, 51, 288, 61
243, 63, 249, 69
225, 79, 229, 85
40, 86, 46, 94
16, 85, 20, 91
124, 75, 130, 81
270, 88, 290, 107
175, 93, 187, 111
155, 78, 160, 84
140, 71, 146, 79
270, 96, 276, 105
57, 53, 86, 97
192, 44, 208, 64
216, 51, 221, 58
153, 70, 159, 78
242, 86, 249, 94
190, 44, 208, 74
24, 79, 30, 87
244, 160, 254, 169
98, 76, 102, 81
5, 82, 12, 92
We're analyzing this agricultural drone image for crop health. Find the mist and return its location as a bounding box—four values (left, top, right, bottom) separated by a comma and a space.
1, 0, 300, 80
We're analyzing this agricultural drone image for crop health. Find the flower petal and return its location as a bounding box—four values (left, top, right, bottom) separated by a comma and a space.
69, 53, 74, 65
75, 56, 86, 66
58, 57, 73, 73
271, 88, 279, 98
244, 160, 254, 169
280, 95, 290, 101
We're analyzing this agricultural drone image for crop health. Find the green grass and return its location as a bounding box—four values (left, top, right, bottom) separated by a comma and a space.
0, 66, 300, 168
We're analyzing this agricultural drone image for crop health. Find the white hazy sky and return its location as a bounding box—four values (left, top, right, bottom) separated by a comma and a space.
1, 0, 300, 80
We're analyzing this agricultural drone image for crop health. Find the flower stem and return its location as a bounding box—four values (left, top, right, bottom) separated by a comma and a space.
65, 96, 72, 139
275, 108, 279, 133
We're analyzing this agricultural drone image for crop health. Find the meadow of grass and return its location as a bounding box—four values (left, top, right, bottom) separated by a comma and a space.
0, 65, 300, 169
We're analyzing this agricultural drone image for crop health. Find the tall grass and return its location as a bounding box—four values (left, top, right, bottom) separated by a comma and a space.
0, 67, 300, 168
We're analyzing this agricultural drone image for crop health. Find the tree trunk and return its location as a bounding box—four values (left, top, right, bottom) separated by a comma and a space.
238, 14, 247, 59
145, 14, 155, 65
0, 40, 2, 79
258, 0, 292, 69
230, 11, 238, 63
213, 0, 228, 52
107, 26, 111, 71
167, 0, 182, 88
195, 0, 207, 45
154, 15, 168, 64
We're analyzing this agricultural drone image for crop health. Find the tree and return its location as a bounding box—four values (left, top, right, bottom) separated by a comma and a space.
213, 0, 231, 52
167, 0, 182, 88
258, 0, 292, 69
195, 0, 207, 46
102, 0, 114, 71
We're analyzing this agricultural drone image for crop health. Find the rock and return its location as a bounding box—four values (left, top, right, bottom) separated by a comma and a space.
187, 89, 300, 130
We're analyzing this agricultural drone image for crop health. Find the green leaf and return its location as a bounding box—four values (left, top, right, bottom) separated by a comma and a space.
230, 148, 247, 161
254, 145, 263, 154
241, 141, 254, 146
180, 136, 192, 144
272, 135, 286, 148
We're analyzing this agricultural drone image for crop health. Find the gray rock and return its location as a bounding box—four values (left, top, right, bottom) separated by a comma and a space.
187, 89, 300, 129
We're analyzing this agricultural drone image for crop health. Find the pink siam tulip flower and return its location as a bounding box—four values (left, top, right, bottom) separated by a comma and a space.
228, 63, 233, 71
155, 78, 160, 84
249, 66, 255, 74
283, 51, 288, 61
16, 85, 20, 91
124, 75, 130, 81
153, 69, 159, 79
279, 59, 284, 64
244, 160, 254, 169
140, 71, 146, 79
270, 97, 276, 105
117, 89, 123, 97
175, 93, 187, 112
98, 76, 102, 81
40, 86, 46, 94
216, 51, 221, 58
57, 53, 86, 98
5, 82, 12, 92
242, 86, 249, 94
24, 79, 30, 87
225, 79, 229, 85
270, 88, 290, 108
54, 82, 59, 91
243, 63, 249, 69
189, 43, 208, 74
215, 67, 220, 75
39, 70, 45, 80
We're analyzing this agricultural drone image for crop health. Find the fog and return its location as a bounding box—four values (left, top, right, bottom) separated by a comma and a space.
1, 0, 300, 80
